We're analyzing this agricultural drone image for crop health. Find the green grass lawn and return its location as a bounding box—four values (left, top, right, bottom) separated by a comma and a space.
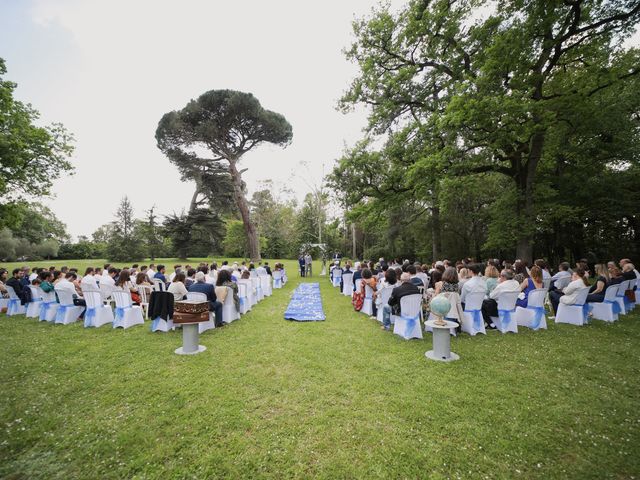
1, 260, 639, 479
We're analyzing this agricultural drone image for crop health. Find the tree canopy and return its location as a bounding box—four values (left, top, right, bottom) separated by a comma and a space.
332, 0, 640, 263
0, 58, 74, 200
156, 89, 293, 261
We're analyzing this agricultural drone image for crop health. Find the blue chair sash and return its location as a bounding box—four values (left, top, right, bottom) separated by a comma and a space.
7, 298, 20, 315
604, 299, 622, 315
239, 297, 246, 308
55, 304, 70, 322
40, 301, 55, 320
576, 303, 591, 323
401, 313, 420, 338
84, 307, 98, 328
526, 305, 545, 329
151, 316, 163, 331
274, 278, 282, 288
498, 309, 514, 330
114, 305, 131, 328
465, 309, 483, 331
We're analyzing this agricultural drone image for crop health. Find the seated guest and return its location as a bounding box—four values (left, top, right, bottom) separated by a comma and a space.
6, 268, 24, 296
359, 268, 378, 318
586, 264, 609, 303
407, 264, 424, 287
481, 269, 521, 328
185, 268, 197, 288
534, 259, 551, 281
550, 262, 571, 290
513, 262, 529, 284
115, 270, 140, 303
457, 268, 470, 288
621, 263, 637, 303
460, 264, 486, 308
608, 266, 625, 285
154, 265, 167, 284
549, 268, 589, 316
381, 272, 420, 330
620, 259, 640, 280
39, 271, 55, 293
0, 268, 9, 298
81, 267, 98, 289
428, 264, 445, 289
135, 272, 153, 298
67, 272, 84, 297
516, 265, 543, 308
216, 269, 240, 312
167, 272, 188, 302
188, 271, 224, 327
434, 267, 460, 295
352, 262, 363, 291
169, 265, 182, 282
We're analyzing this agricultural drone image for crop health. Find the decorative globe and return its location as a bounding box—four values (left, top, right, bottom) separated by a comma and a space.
430, 294, 451, 317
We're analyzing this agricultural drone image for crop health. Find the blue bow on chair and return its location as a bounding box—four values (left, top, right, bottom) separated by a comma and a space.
84, 307, 97, 328
274, 278, 282, 288
577, 303, 591, 323
55, 304, 69, 322
498, 309, 513, 331
622, 295, 633, 310
114, 306, 130, 328
239, 297, 246, 308
40, 301, 53, 321
604, 299, 621, 315
466, 309, 483, 331
401, 313, 420, 338
151, 316, 162, 331
526, 305, 545, 330
7, 298, 20, 315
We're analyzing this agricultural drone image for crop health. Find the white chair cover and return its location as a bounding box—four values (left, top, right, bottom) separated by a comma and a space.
111, 291, 144, 329
332, 268, 343, 287
222, 286, 240, 323
260, 274, 272, 297
83, 290, 114, 328
376, 286, 393, 323
555, 287, 591, 326
393, 294, 423, 339
53, 288, 84, 325
272, 270, 284, 289
237, 283, 250, 314
426, 291, 460, 336
25, 285, 43, 318
490, 291, 520, 334
5, 286, 26, 316
361, 284, 374, 316
460, 290, 486, 336
514, 289, 548, 330
249, 278, 259, 306
342, 273, 354, 296
39, 288, 58, 322
589, 284, 620, 322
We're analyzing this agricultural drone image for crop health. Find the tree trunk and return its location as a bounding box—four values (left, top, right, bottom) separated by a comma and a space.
228, 160, 260, 261
514, 130, 545, 264
351, 223, 357, 259
431, 205, 441, 260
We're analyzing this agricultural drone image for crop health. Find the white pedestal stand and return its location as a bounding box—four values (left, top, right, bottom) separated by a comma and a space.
425, 319, 459, 362
174, 323, 207, 355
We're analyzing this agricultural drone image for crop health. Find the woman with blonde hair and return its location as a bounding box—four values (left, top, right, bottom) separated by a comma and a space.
586, 264, 609, 303
484, 264, 500, 295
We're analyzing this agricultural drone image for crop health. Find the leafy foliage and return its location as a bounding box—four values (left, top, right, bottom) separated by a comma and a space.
0, 58, 74, 199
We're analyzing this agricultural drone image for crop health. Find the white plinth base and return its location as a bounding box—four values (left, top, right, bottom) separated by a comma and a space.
425, 350, 460, 362
425, 319, 460, 362
175, 345, 207, 355
175, 323, 207, 355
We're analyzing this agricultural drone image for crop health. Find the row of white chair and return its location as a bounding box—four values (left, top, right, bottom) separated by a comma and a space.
332, 274, 638, 340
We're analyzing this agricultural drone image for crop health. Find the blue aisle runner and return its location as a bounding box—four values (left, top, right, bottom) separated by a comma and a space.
284, 283, 325, 322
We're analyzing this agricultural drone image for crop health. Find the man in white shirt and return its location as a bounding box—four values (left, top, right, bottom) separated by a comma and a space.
551, 262, 571, 281
55, 273, 77, 295
481, 269, 521, 328
168, 265, 182, 282
147, 264, 156, 282
99, 267, 116, 300
460, 264, 487, 306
